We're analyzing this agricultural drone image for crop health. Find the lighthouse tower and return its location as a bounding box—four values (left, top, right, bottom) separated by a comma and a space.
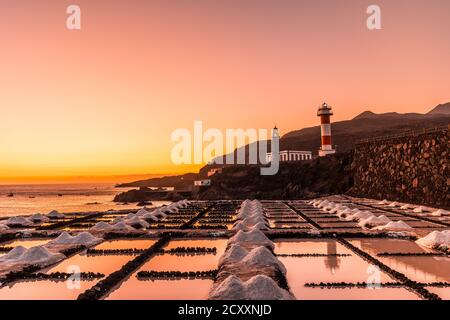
317, 102, 336, 157
272, 125, 280, 140
265, 125, 280, 163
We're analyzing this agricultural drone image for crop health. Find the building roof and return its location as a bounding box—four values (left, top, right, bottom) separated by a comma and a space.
267, 150, 312, 154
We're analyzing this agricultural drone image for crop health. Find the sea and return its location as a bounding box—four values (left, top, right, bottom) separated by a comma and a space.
0, 183, 170, 217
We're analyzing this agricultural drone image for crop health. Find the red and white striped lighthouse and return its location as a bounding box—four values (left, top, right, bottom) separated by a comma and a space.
317, 102, 336, 157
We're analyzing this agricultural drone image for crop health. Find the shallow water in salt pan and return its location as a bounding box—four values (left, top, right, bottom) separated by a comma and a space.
142, 239, 227, 271
349, 238, 434, 254
0, 239, 50, 249
276, 239, 402, 299
0, 280, 97, 300
94, 239, 156, 250
378, 256, 450, 283
270, 222, 311, 229
106, 279, 214, 300
426, 287, 450, 300
165, 239, 228, 257
104, 239, 226, 299
280, 255, 394, 298
297, 287, 420, 300
43, 252, 133, 275
348, 238, 450, 283
274, 239, 352, 255
141, 254, 218, 272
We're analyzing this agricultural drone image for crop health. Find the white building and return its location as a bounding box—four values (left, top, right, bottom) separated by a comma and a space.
194, 179, 211, 186
265, 126, 312, 162
266, 150, 312, 163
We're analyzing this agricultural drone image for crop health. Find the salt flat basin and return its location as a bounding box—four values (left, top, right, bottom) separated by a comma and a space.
275, 239, 396, 299
0, 239, 50, 249
378, 256, 450, 283
297, 287, 420, 300
106, 279, 214, 300
0, 280, 97, 300
318, 223, 359, 228
90, 217, 116, 222
103, 240, 227, 299
400, 221, 443, 228
349, 238, 436, 254
280, 255, 393, 289
165, 239, 228, 257
94, 239, 157, 250
413, 228, 449, 238
426, 287, 450, 300
140, 254, 218, 272
274, 239, 353, 255
270, 222, 312, 229
43, 252, 133, 275
280, 254, 396, 299
347, 239, 450, 284
141, 239, 228, 272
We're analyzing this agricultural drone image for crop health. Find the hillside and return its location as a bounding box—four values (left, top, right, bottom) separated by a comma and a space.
116, 173, 197, 189
427, 102, 450, 115
282, 104, 450, 153
117, 102, 449, 188
204, 103, 449, 169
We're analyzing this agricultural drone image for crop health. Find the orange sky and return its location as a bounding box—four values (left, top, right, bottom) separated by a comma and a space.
1, 0, 449, 183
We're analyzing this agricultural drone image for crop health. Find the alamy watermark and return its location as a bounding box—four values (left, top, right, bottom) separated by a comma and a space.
171, 121, 280, 175
367, 4, 382, 30
66, 265, 81, 290
366, 264, 382, 289
65, 5, 381, 31
66, 5, 81, 30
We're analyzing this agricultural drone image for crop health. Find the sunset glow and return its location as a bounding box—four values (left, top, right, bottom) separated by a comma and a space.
1, 0, 449, 183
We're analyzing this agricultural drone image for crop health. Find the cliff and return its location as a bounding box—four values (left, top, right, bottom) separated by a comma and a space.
194, 153, 353, 200
116, 173, 197, 190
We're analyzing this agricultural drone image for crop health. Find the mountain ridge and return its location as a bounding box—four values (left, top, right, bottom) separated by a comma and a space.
119, 102, 450, 187
427, 102, 450, 115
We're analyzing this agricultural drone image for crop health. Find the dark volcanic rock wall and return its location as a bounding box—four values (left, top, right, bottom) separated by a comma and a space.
350, 126, 449, 208
195, 153, 354, 200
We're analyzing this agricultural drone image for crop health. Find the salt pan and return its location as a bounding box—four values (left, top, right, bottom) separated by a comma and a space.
374, 221, 412, 231
416, 230, 450, 250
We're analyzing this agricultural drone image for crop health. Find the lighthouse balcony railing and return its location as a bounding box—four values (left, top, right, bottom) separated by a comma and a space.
317, 109, 333, 116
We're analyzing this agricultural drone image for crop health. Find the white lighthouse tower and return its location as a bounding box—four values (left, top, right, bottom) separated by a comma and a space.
272, 125, 280, 140
317, 102, 336, 157
265, 126, 280, 163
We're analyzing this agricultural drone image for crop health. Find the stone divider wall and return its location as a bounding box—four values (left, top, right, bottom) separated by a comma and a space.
350, 126, 449, 208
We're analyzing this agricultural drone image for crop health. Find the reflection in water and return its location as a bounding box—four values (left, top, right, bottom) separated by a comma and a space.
378, 256, 450, 283
280, 255, 394, 299
350, 238, 433, 254
104, 240, 227, 299
350, 239, 450, 283
299, 287, 420, 300
277, 239, 398, 299
324, 241, 340, 274
0, 280, 97, 300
